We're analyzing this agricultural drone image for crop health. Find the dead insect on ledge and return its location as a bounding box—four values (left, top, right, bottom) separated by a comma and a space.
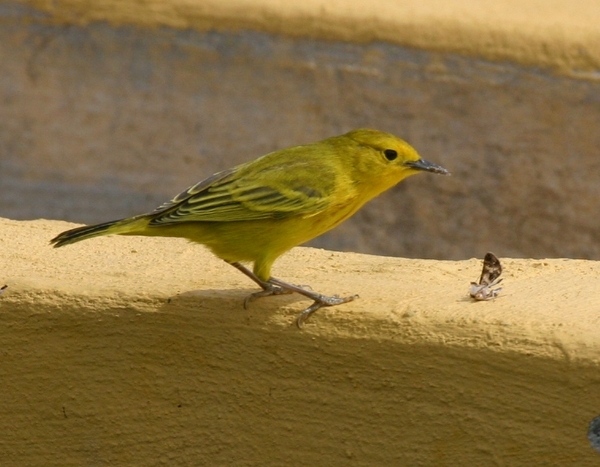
469, 253, 502, 301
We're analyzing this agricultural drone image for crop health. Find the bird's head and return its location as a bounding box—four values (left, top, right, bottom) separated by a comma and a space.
343, 128, 449, 196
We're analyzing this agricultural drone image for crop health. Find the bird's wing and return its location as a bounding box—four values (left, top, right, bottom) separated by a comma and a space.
148, 161, 336, 225
147, 168, 236, 215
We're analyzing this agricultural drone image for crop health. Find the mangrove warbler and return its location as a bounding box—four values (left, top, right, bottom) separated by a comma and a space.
51, 129, 449, 326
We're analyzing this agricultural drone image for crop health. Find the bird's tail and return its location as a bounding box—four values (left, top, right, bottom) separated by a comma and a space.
50, 216, 147, 248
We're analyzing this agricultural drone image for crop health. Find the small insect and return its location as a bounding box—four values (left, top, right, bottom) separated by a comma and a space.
0, 285, 7, 295
469, 252, 502, 301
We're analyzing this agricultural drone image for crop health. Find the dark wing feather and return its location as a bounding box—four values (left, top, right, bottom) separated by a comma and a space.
148, 168, 237, 215
148, 161, 334, 225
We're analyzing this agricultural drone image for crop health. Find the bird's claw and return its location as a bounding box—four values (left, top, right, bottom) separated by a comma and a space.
235, 266, 358, 326
243, 285, 293, 309
296, 294, 359, 328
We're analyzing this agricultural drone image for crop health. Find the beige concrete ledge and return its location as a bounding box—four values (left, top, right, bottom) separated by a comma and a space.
1, 217, 600, 465
16, 0, 600, 78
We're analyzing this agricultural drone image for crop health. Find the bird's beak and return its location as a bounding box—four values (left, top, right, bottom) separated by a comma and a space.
404, 159, 450, 175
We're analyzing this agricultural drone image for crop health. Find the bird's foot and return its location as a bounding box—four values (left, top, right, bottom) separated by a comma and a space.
243, 284, 293, 309
228, 262, 358, 326
295, 293, 359, 328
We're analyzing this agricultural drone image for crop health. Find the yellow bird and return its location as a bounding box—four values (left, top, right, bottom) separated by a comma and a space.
51, 129, 449, 326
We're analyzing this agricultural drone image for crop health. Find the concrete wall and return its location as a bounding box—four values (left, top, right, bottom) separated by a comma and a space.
2, 218, 600, 466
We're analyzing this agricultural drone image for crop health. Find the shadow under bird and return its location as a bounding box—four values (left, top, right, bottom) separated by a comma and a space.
51, 128, 450, 326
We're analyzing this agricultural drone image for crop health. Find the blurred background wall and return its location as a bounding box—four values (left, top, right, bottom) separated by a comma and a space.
2, 2, 600, 260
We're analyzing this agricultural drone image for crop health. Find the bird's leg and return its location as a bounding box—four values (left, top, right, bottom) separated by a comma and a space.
227, 262, 293, 308
227, 262, 358, 327
268, 277, 358, 328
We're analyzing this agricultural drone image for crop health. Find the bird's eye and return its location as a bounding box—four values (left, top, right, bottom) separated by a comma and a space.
384, 149, 398, 161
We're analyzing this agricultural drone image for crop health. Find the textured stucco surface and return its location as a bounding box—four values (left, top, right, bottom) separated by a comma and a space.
1, 1, 600, 260
16, 0, 600, 77
2, 218, 600, 466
